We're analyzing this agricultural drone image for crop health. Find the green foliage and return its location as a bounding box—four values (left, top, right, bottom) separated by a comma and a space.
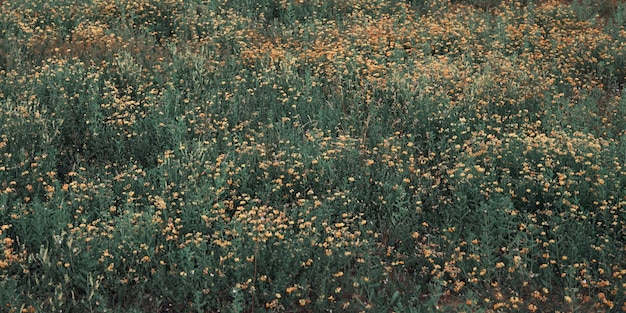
1, 0, 625, 312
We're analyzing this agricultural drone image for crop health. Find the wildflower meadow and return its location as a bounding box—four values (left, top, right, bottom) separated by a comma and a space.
0, 0, 625, 312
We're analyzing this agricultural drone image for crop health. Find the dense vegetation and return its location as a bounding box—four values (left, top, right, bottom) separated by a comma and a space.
1, 0, 625, 312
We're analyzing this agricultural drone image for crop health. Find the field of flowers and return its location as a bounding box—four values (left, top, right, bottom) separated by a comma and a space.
0, 0, 625, 312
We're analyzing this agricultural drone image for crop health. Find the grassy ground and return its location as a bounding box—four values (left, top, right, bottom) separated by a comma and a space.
0, 0, 625, 312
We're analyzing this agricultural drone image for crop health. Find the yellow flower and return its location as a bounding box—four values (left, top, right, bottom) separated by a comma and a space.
286, 285, 297, 294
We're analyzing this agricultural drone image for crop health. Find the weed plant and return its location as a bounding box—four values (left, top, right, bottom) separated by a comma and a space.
0, 0, 625, 312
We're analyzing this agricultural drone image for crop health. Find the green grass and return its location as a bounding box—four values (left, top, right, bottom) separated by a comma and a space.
0, 0, 625, 312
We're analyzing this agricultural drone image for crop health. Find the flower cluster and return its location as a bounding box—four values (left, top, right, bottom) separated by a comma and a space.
0, 0, 624, 311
